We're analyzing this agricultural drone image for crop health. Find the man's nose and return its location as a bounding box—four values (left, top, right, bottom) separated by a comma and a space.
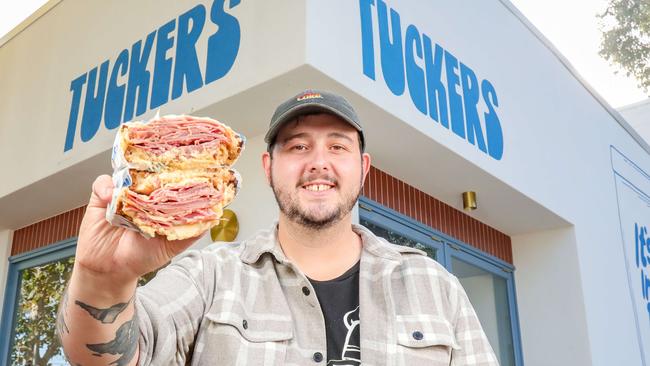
308, 148, 329, 172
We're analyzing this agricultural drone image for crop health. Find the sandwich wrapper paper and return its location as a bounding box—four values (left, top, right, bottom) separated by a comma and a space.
106, 114, 245, 238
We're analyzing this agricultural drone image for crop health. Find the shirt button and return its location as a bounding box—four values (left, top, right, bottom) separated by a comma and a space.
412, 331, 424, 340
313, 352, 323, 362
242, 319, 248, 329
302, 286, 311, 296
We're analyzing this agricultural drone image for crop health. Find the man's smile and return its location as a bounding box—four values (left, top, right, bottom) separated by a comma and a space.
304, 184, 334, 192
302, 180, 336, 193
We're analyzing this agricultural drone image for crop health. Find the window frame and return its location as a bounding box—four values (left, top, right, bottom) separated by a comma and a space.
0, 238, 77, 365
447, 244, 524, 366
359, 200, 445, 262
359, 196, 524, 365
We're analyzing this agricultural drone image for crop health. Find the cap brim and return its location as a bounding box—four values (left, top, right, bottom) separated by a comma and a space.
264, 103, 363, 146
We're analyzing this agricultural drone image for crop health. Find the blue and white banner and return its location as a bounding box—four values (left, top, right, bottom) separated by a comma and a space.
612, 146, 650, 366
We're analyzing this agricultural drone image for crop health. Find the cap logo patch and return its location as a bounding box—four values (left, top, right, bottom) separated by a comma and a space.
297, 92, 322, 101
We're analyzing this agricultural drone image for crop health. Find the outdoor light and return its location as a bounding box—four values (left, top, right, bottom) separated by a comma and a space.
462, 191, 477, 211
210, 209, 239, 242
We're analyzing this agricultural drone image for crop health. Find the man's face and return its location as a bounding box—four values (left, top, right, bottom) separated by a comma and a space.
262, 113, 371, 229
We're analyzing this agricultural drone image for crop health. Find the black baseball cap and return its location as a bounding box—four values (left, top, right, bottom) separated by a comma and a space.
264, 89, 365, 150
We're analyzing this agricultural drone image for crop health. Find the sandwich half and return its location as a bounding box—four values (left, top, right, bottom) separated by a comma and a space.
109, 114, 243, 240
118, 114, 244, 171
115, 169, 239, 240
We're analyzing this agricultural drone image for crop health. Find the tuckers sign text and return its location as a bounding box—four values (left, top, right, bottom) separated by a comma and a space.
63, 0, 241, 152
360, 0, 504, 160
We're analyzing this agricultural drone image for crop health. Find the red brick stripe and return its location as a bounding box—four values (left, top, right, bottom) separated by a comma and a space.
11, 206, 86, 256
362, 166, 512, 264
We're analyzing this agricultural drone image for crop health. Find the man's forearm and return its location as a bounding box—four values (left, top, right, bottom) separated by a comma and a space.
58, 266, 140, 366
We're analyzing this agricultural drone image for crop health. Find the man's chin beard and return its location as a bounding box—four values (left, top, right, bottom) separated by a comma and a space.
283, 206, 343, 230
271, 187, 360, 230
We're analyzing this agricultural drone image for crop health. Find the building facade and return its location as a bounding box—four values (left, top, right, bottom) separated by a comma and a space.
0, 1, 649, 365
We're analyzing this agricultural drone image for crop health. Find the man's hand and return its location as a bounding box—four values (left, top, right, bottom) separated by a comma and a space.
58, 175, 205, 366
75, 174, 199, 285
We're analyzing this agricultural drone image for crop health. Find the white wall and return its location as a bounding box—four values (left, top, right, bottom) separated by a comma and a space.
1, 0, 650, 364
620, 99, 650, 144
307, 1, 650, 364
0, 0, 308, 229
512, 227, 592, 366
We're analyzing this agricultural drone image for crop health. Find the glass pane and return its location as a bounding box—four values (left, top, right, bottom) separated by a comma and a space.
360, 218, 437, 259
7, 251, 159, 366
10, 256, 74, 366
452, 257, 515, 366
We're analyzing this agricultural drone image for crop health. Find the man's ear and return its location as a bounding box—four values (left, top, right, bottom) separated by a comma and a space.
361, 152, 371, 183
262, 151, 272, 186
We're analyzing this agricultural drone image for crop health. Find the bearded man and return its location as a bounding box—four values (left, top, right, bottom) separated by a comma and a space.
58, 89, 498, 366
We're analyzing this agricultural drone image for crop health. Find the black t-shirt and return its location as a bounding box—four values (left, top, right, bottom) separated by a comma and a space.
308, 261, 361, 365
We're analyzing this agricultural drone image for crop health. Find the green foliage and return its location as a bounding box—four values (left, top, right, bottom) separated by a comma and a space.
599, 0, 650, 92
11, 257, 74, 366
8, 253, 159, 365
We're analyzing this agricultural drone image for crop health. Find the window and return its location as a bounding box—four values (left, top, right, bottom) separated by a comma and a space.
0, 238, 160, 365
0, 239, 76, 366
359, 197, 524, 366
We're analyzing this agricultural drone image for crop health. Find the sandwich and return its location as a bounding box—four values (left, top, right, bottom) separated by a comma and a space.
119, 115, 243, 170
108, 114, 244, 240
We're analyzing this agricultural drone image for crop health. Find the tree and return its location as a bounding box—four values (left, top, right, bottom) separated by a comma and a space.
9, 255, 159, 365
599, 0, 650, 93
11, 257, 74, 365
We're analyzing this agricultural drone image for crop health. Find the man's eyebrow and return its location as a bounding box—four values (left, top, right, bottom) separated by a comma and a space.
327, 132, 354, 142
280, 132, 354, 144
280, 132, 310, 144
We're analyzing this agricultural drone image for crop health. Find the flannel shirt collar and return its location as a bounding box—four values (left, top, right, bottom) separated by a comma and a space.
239, 221, 421, 265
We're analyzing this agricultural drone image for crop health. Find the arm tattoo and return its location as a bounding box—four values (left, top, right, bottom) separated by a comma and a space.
75, 297, 131, 324
86, 313, 140, 366
56, 291, 70, 335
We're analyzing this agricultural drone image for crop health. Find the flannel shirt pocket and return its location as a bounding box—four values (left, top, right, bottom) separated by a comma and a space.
193, 305, 294, 365
395, 314, 460, 364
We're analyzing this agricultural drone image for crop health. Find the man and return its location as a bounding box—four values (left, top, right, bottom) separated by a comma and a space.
58, 90, 499, 365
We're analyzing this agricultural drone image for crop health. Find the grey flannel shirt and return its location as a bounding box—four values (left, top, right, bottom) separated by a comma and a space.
135, 223, 499, 365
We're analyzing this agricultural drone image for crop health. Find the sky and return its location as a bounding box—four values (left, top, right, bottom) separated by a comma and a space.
0, 0, 647, 108
508, 0, 648, 108
0, 0, 48, 38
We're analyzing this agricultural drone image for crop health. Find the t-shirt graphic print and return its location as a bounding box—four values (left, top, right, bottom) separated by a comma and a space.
328, 306, 360, 365
309, 260, 361, 365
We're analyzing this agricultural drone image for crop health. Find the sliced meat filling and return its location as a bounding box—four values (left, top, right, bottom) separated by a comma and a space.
127, 116, 230, 156
122, 181, 222, 228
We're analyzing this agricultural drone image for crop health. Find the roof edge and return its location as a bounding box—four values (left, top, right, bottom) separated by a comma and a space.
497, 0, 650, 154
0, 0, 62, 49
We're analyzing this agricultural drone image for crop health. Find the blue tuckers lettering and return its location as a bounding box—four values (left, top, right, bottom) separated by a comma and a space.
460, 63, 487, 153
123, 31, 156, 122
423, 35, 448, 128
377, 0, 405, 96
405, 24, 426, 115
63, 0, 242, 152
105, 49, 129, 130
172, 4, 206, 100
360, 0, 376, 80
80, 60, 110, 142
205, 0, 241, 84
444, 50, 465, 139
482, 79, 503, 160
359, 0, 504, 160
150, 19, 177, 109
64, 74, 87, 151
